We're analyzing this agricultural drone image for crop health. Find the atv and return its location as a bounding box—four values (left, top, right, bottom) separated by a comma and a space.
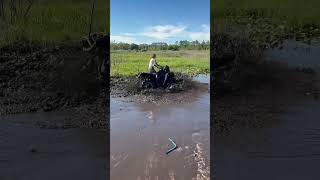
138, 65, 181, 89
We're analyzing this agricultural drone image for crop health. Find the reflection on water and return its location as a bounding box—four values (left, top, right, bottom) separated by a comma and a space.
110, 76, 210, 180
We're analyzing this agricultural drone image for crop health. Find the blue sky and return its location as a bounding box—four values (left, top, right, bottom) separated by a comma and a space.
111, 0, 210, 44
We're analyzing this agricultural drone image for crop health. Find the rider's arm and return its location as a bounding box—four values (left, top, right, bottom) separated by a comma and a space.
155, 60, 160, 68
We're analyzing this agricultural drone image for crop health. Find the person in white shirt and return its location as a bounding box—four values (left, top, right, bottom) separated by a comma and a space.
148, 54, 161, 73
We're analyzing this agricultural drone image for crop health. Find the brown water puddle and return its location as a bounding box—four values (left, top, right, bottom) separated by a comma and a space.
110, 76, 210, 180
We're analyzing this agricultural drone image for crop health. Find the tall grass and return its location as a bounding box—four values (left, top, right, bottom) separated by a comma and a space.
0, 0, 109, 47
111, 50, 210, 77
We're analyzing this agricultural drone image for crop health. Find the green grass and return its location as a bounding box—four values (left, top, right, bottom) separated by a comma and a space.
111, 50, 210, 77
211, 0, 320, 32
0, 0, 109, 47
211, 0, 320, 48
212, 0, 320, 22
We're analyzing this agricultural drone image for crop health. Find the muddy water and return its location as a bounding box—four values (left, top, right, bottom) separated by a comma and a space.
0, 112, 107, 180
264, 40, 320, 68
214, 41, 320, 180
110, 75, 210, 180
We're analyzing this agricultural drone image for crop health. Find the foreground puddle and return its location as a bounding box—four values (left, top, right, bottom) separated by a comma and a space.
214, 99, 320, 180
0, 112, 107, 180
110, 77, 210, 179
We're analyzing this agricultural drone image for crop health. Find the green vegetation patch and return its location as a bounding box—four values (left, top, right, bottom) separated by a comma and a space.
211, 0, 320, 48
111, 50, 210, 77
0, 0, 109, 47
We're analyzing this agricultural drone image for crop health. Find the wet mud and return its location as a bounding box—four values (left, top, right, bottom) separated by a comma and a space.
0, 44, 108, 129
213, 59, 319, 134
111, 74, 209, 105
213, 40, 320, 179
0, 44, 109, 179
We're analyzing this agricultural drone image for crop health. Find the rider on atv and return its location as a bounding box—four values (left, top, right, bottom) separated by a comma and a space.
148, 54, 161, 74
147, 54, 170, 87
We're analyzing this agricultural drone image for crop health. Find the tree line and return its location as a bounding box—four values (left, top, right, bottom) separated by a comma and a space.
111, 40, 210, 51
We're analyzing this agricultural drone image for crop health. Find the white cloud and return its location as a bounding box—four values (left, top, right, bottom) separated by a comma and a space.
201, 24, 210, 32
189, 32, 210, 42
189, 24, 210, 42
112, 24, 210, 44
121, 33, 135, 36
110, 35, 140, 44
140, 25, 187, 40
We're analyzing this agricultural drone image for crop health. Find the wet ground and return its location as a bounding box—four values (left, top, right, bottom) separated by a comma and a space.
214, 40, 320, 179
0, 112, 108, 180
110, 75, 210, 180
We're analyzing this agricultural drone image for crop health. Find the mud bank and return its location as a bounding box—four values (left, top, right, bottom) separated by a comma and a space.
0, 44, 108, 129
111, 75, 209, 105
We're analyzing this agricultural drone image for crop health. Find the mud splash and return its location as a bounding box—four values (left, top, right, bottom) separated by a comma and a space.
110, 76, 210, 179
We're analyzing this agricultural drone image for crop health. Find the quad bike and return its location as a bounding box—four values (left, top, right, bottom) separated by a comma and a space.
138, 65, 182, 89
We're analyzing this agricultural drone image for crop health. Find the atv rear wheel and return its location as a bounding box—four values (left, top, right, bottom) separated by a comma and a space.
142, 81, 154, 89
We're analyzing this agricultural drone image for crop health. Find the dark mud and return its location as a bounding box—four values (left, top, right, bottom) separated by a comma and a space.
0, 44, 108, 129
213, 60, 319, 135
110, 74, 209, 105
211, 34, 320, 134
213, 39, 320, 179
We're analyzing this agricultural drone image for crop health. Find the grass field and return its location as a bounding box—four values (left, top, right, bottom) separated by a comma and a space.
211, 0, 320, 48
111, 50, 210, 77
212, 0, 320, 22
0, 0, 109, 47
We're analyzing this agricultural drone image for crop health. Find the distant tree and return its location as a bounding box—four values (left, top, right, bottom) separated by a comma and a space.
111, 40, 210, 51
130, 43, 139, 51
168, 44, 179, 51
